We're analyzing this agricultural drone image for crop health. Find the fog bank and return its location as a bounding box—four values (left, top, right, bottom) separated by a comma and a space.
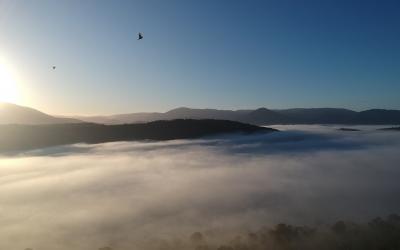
1, 125, 400, 250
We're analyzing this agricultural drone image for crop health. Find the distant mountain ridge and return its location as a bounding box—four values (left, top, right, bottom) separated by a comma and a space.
1, 103, 400, 125
74, 107, 400, 125
0, 103, 81, 125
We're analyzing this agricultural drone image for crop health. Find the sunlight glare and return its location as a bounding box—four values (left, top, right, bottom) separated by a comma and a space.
0, 60, 19, 103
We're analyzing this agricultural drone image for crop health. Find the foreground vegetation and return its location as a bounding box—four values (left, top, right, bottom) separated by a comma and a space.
154, 214, 400, 250
21, 214, 400, 250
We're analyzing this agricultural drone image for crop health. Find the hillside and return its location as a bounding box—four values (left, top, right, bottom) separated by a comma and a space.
0, 103, 81, 125
0, 119, 276, 153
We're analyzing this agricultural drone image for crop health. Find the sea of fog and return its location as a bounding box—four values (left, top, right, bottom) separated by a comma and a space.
1, 125, 400, 250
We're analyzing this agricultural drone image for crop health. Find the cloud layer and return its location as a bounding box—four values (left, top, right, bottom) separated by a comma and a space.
1, 125, 400, 250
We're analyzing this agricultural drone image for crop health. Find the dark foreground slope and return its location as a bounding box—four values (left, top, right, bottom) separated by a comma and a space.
150, 214, 400, 250
0, 119, 275, 153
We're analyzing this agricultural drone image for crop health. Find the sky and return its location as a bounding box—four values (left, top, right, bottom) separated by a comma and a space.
0, 0, 399, 115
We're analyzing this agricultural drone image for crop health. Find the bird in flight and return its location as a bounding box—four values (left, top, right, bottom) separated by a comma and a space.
52, 66, 56, 70
138, 32, 143, 40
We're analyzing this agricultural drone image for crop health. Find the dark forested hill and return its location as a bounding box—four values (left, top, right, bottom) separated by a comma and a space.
0, 119, 276, 153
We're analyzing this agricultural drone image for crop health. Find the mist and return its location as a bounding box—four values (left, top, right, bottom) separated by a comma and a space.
1, 125, 400, 250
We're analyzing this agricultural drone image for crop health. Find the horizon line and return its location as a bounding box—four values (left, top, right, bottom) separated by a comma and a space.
1, 102, 400, 117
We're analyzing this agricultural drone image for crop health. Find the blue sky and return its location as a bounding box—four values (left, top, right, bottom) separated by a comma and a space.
0, 0, 399, 114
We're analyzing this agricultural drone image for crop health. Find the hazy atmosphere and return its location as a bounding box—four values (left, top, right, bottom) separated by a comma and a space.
1, 125, 400, 250
1, 1, 400, 249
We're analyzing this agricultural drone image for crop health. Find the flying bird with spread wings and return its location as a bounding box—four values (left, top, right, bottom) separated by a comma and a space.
138, 32, 143, 40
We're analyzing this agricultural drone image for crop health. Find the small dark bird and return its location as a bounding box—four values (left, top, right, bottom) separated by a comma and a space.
52, 66, 56, 70
138, 32, 143, 40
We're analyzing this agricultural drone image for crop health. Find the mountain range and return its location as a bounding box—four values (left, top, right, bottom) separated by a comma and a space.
1, 103, 400, 125
74, 107, 400, 125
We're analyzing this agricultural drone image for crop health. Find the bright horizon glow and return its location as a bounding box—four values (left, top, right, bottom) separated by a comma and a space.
0, 60, 20, 104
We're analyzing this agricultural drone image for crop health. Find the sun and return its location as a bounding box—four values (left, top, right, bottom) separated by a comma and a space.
0, 62, 19, 103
